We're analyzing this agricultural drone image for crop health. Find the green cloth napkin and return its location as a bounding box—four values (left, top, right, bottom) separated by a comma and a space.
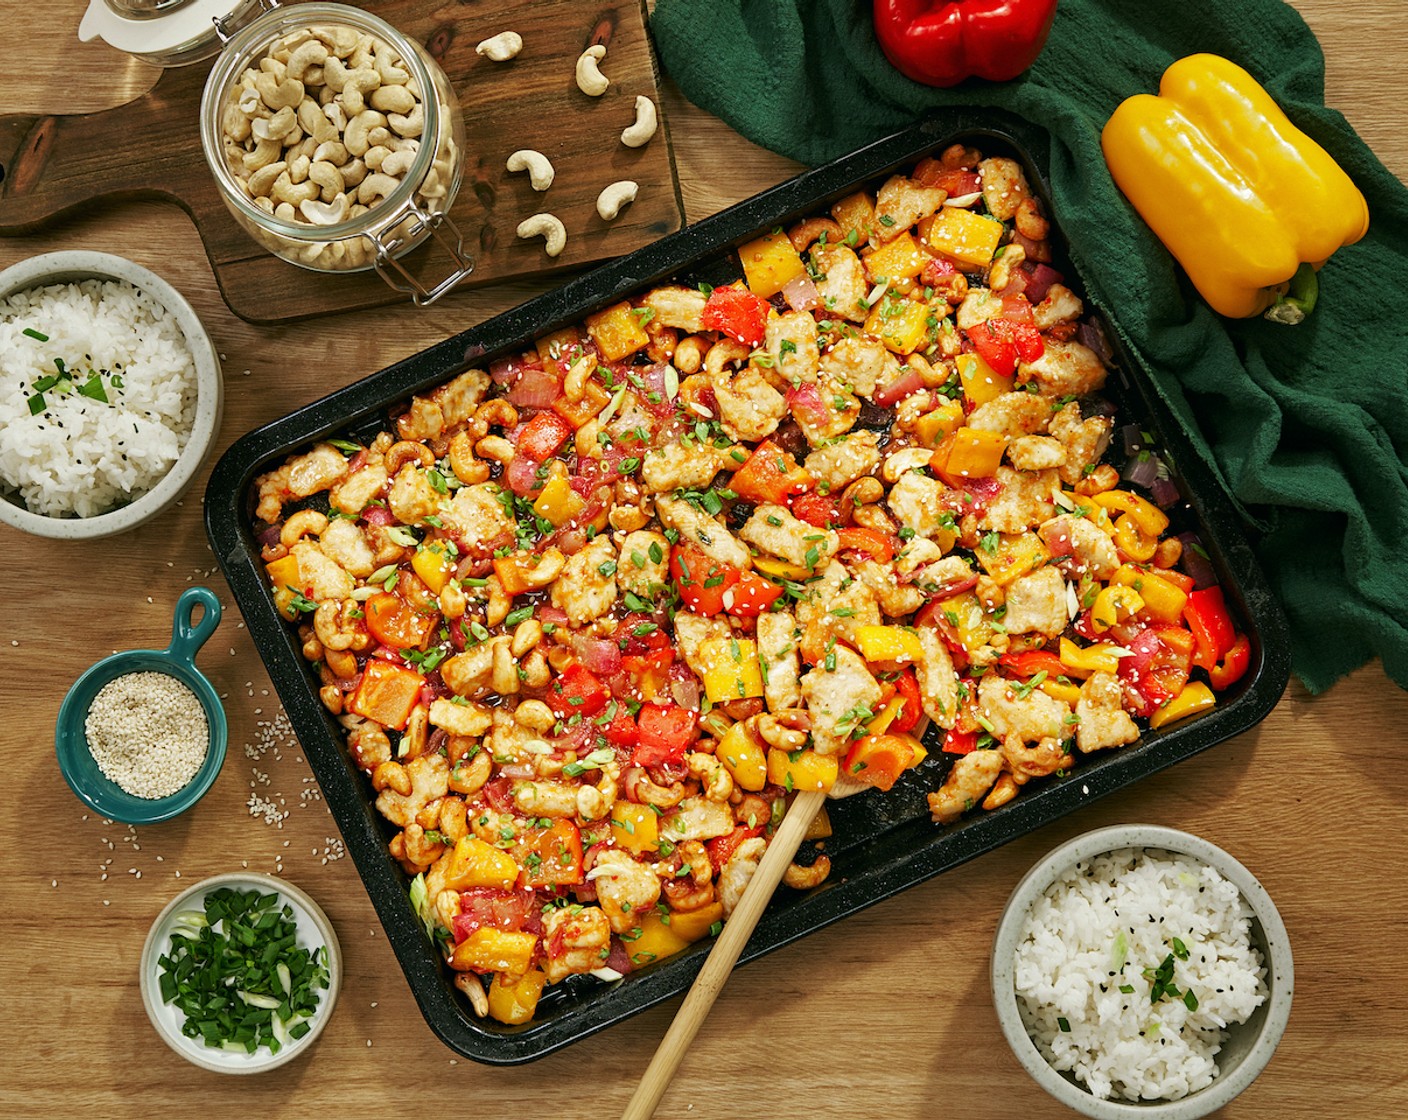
651, 0, 1408, 694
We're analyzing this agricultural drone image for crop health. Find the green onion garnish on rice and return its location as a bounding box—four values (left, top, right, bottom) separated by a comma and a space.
21, 327, 48, 341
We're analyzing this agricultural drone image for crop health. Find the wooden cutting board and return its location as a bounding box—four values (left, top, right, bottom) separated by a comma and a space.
0, 0, 682, 324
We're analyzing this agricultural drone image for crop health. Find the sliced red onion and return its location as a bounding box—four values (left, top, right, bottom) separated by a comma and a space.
669, 675, 701, 711
1177, 532, 1219, 589
555, 528, 588, 555
504, 454, 544, 497
256, 522, 282, 547
1122, 452, 1161, 491
781, 274, 821, 312
1077, 319, 1116, 367
572, 635, 622, 677
1149, 475, 1181, 510
505, 365, 561, 409
787, 383, 830, 432
996, 267, 1029, 300
1120, 423, 1145, 457
872, 367, 926, 409
489, 353, 533, 386
1020, 262, 1064, 304
1011, 230, 1052, 263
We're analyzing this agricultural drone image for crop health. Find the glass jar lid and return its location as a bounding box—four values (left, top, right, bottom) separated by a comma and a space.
78, 0, 272, 66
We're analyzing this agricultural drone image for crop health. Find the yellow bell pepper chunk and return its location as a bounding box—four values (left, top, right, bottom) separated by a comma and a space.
1059, 637, 1125, 677
866, 695, 906, 737
699, 637, 765, 703
1092, 489, 1170, 536
854, 625, 925, 665
610, 802, 659, 854
627, 910, 692, 968
265, 554, 303, 621
450, 928, 539, 977
532, 474, 587, 528
411, 541, 456, 595
957, 351, 1014, 408
938, 591, 993, 657
767, 748, 839, 793
804, 805, 833, 840
1091, 585, 1145, 633
715, 720, 768, 792
864, 295, 932, 355
739, 231, 807, 299
1040, 678, 1083, 707
1101, 53, 1368, 320
585, 300, 650, 362
441, 836, 522, 892
1149, 680, 1217, 729
922, 208, 1006, 268
932, 427, 1008, 487
535, 326, 580, 366
830, 190, 876, 244
1110, 565, 1188, 624
752, 556, 813, 580
1113, 514, 1159, 562
666, 900, 725, 943
974, 531, 1051, 587
486, 968, 547, 1025
913, 399, 965, 448
862, 231, 930, 283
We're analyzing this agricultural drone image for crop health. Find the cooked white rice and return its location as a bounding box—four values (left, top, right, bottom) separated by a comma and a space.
0, 278, 196, 518
1014, 847, 1268, 1102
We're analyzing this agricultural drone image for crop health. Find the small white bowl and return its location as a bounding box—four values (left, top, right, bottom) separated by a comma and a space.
0, 250, 223, 539
991, 826, 1293, 1119
139, 873, 342, 1074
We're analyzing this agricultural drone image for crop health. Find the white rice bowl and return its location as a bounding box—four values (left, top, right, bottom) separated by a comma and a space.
0, 277, 197, 518
1013, 847, 1268, 1103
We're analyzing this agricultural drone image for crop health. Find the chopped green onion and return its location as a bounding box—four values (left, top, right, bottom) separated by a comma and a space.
21, 327, 49, 342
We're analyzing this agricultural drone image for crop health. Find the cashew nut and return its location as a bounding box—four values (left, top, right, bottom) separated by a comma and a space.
300, 194, 350, 225
286, 40, 328, 82
476, 31, 523, 61
343, 109, 387, 157
308, 160, 345, 200
620, 95, 658, 148
246, 160, 287, 198
596, 180, 638, 221
388, 103, 423, 138
256, 72, 304, 110
370, 84, 416, 115
505, 149, 555, 192
783, 855, 831, 890
516, 213, 567, 257
357, 172, 401, 206
575, 44, 609, 96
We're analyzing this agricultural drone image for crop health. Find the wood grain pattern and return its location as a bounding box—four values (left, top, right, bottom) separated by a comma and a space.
0, 3, 1405, 1119
0, 0, 683, 323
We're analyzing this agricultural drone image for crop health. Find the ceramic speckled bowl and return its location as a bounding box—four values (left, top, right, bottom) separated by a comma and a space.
991, 826, 1294, 1119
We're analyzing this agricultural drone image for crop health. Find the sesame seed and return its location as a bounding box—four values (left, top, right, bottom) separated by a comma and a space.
84, 672, 207, 799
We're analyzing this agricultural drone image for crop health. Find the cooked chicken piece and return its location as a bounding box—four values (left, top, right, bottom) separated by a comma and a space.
855, 558, 926, 617
1032, 283, 1083, 330
1002, 567, 1068, 638
756, 609, 803, 711
674, 611, 734, 680
740, 503, 838, 569
978, 157, 1031, 221
917, 626, 960, 729
1075, 671, 1140, 754
550, 535, 618, 624
811, 244, 870, 323
1019, 338, 1108, 398
820, 336, 898, 400
589, 850, 662, 934
292, 540, 355, 601
1039, 514, 1120, 580
977, 673, 1070, 744
375, 753, 450, 828
804, 430, 883, 492
966, 391, 1054, 436
1049, 402, 1114, 485
979, 466, 1059, 534
910, 554, 977, 597
442, 482, 515, 557
398, 369, 490, 441
887, 470, 953, 540
287, 442, 349, 498
654, 494, 751, 569
387, 464, 440, 526
512, 780, 581, 819
794, 374, 862, 446
766, 310, 821, 385
441, 640, 501, 700
1007, 435, 1067, 472
642, 284, 707, 332
955, 288, 1004, 331
616, 529, 671, 599
928, 749, 1003, 824
660, 796, 737, 843
713, 364, 788, 442
873, 175, 947, 243
641, 441, 725, 494
718, 836, 768, 916
318, 518, 376, 577
329, 460, 388, 515
894, 536, 947, 574
542, 905, 611, 983
795, 560, 882, 659
427, 697, 493, 738
801, 646, 883, 756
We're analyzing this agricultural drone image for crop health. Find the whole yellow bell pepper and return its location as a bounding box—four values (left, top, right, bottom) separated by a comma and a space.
1102, 54, 1368, 323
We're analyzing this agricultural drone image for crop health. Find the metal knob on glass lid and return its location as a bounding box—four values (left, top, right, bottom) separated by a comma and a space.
198, 2, 473, 304
78, 0, 274, 68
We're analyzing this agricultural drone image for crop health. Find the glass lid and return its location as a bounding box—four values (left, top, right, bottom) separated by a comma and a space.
78, 0, 272, 65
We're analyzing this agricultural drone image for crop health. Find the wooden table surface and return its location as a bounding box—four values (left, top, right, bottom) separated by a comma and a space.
3, 3, 1404, 1117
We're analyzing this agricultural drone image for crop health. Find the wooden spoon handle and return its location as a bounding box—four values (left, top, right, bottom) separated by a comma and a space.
620, 788, 827, 1120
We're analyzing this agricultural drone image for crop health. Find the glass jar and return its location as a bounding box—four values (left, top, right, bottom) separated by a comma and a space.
197, 2, 473, 303
80, 0, 271, 68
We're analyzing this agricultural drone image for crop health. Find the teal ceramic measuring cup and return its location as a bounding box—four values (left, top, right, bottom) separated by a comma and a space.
55, 586, 228, 825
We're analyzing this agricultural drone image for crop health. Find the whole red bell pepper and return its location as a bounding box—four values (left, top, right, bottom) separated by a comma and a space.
873, 0, 1059, 88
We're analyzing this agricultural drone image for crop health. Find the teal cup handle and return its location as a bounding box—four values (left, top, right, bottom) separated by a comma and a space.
167, 587, 222, 668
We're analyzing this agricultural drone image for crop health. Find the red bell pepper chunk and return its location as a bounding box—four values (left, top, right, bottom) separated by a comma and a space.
890, 670, 923, 734
700, 284, 771, 348
872, 0, 1058, 88
1118, 627, 1194, 717
633, 703, 699, 769
1209, 633, 1251, 690
967, 317, 1044, 377
547, 662, 610, 719
722, 571, 785, 618
1183, 586, 1237, 671
670, 545, 738, 616
941, 727, 978, 755
843, 733, 915, 793
913, 160, 983, 198
730, 439, 813, 504
792, 491, 843, 529
519, 819, 585, 888
706, 824, 764, 873
598, 701, 639, 747
998, 649, 1066, 681
837, 526, 899, 564
518, 411, 573, 462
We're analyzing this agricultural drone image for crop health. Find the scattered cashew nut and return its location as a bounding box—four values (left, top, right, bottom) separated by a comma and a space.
506, 149, 555, 192
516, 213, 567, 257
300, 195, 350, 225
621, 95, 658, 148
596, 179, 639, 220
476, 31, 523, 62
575, 44, 609, 96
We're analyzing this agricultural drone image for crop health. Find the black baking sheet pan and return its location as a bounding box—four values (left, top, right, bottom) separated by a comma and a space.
204, 109, 1292, 1064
